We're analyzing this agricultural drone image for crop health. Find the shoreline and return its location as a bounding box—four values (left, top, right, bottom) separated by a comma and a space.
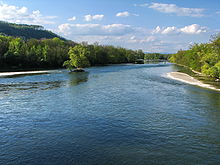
167, 72, 220, 92
176, 63, 203, 75
0, 70, 60, 77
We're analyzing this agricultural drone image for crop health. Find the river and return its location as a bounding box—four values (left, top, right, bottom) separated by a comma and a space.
1, 63, 220, 165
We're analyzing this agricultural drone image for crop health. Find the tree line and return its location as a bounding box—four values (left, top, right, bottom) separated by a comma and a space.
0, 35, 147, 71
0, 35, 74, 70
170, 34, 220, 79
144, 53, 171, 61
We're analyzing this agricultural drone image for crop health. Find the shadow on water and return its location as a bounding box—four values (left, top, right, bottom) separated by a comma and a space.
186, 87, 220, 108
0, 70, 90, 93
68, 72, 89, 86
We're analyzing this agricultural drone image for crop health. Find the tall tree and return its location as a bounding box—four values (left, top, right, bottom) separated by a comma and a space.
64, 45, 90, 72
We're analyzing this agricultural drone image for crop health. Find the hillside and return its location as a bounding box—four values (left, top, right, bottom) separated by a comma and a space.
0, 21, 65, 40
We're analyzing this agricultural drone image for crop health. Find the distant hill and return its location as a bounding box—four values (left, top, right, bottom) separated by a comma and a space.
0, 21, 65, 40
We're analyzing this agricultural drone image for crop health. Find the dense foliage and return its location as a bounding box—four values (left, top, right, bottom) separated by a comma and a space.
170, 34, 220, 78
63, 43, 146, 70
0, 21, 65, 40
0, 35, 146, 70
84, 44, 145, 65
0, 36, 75, 70
63, 45, 90, 71
144, 53, 171, 61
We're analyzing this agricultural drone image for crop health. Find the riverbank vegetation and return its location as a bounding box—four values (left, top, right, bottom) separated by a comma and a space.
0, 35, 146, 71
144, 53, 171, 61
0, 35, 75, 70
170, 34, 220, 79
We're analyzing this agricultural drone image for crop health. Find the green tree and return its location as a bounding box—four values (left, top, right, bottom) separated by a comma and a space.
64, 45, 90, 71
170, 34, 220, 79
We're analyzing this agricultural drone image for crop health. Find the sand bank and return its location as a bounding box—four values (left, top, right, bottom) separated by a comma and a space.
167, 72, 220, 92
0, 70, 56, 77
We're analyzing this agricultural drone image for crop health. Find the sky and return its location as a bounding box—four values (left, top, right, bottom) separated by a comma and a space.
0, 0, 220, 53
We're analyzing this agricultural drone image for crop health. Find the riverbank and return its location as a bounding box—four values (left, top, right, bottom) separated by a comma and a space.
167, 72, 220, 92
0, 70, 59, 77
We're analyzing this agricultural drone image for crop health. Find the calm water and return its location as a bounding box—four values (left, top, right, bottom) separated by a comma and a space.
1, 64, 220, 165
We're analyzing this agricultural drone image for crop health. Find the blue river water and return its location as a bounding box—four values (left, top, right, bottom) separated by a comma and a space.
1, 63, 220, 165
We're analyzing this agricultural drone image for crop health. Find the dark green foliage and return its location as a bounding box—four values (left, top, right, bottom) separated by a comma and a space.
144, 53, 171, 61
170, 33, 220, 78
0, 34, 146, 70
0, 35, 75, 70
63, 43, 146, 70
0, 21, 65, 40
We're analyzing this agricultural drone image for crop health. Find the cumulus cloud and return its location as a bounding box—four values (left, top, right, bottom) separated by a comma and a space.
68, 16, 76, 21
152, 24, 207, 34
84, 14, 104, 21
149, 3, 205, 17
56, 22, 211, 53
58, 23, 133, 36
161, 26, 178, 34
0, 2, 56, 25
180, 24, 207, 34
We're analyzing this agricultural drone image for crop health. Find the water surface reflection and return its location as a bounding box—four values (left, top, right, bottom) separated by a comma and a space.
68, 72, 89, 86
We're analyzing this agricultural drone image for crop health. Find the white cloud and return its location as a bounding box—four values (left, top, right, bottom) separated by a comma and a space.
0, 2, 56, 25
132, 13, 139, 17
116, 11, 139, 17
216, 11, 220, 15
152, 26, 161, 34
152, 24, 207, 34
129, 35, 156, 43
58, 23, 133, 36
68, 16, 76, 21
84, 14, 104, 21
180, 24, 207, 34
134, 3, 148, 7
161, 26, 178, 34
116, 11, 130, 17
55, 22, 211, 53
149, 3, 205, 17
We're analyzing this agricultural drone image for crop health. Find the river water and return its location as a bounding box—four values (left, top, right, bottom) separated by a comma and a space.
1, 63, 220, 165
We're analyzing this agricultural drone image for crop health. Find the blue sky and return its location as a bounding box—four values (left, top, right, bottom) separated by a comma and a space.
0, 0, 220, 53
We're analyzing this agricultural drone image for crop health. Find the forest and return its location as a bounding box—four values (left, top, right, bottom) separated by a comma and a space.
0, 35, 147, 70
170, 34, 220, 78
144, 53, 171, 61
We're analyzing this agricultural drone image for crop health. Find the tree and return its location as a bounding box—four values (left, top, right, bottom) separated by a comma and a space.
0, 31, 152, 71
63, 44, 90, 72
170, 34, 220, 79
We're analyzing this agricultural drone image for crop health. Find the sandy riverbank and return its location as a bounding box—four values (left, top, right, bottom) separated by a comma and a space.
167, 72, 220, 92
0, 70, 58, 77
